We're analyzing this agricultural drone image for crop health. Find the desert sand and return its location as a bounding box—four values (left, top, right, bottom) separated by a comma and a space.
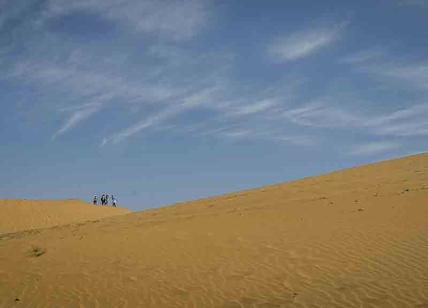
0, 199, 130, 234
0, 153, 427, 307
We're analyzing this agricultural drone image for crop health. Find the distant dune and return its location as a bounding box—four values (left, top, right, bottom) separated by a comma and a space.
0, 153, 427, 307
0, 199, 130, 234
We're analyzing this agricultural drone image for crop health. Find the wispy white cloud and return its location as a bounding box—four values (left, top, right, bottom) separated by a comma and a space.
268, 22, 346, 62
342, 48, 428, 91
101, 109, 171, 146
221, 129, 252, 139
7, 59, 191, 137
375, 119, 428, 137
183, 117, 316, 146
3, 1, 424, 154
102, 87, 218, 145
53, 102, 102, 139
0, 1, 324, 148
280, 100, 428, 138
368, 104, 428, 125
378, 63, 428, 91
339, 47, 386, 64
349, 141, 401, 156
282, 101, 359, 128
6, 43, 295, 145
328, 49, 428, 139
272, 135, 316, 146
397, 0, 428, 7
221, 128, 316, 146
45, 0, 210, 40
227, 99, 278, 117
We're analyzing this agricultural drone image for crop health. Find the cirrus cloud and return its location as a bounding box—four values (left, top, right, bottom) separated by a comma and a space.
268, 22, 347, 62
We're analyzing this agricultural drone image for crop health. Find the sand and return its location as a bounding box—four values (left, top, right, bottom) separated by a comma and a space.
0, 153, 427, 307
0, 199, 130, 234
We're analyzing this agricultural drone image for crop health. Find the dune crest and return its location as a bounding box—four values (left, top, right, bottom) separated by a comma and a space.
0, 153, 427, 307
0, 199, 130, 234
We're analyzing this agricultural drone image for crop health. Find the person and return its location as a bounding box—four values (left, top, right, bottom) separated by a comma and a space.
101, 194, 105, 205
105, 194, 109, 206
112, 195, 117, 207
93, 195, 97, 205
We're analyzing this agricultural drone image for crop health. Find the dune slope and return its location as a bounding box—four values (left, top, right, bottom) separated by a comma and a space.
0, 199, 130, 234
0, 153, 427, 307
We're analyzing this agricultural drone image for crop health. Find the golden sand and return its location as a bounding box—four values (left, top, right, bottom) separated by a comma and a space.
0, 199, 130, 234
0, 153, 427, 307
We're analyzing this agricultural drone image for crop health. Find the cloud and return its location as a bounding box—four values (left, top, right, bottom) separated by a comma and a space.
6, 59, 191, 137
219, 127, 316, 146
268, 22, 346, 62
272, 135, 315, 146
282, 101, 359, 128
379, 63, 428, 91
184, 117, 316, 146
3, 1, 424, 153
53, 102, 102, 139
368, 103, 428, 125
397, 0, 428, 7
1, 1, 317, 148
342, 48, 428, 91
228, 99, 278, 117
4, 29, 279, 145
101, 110, 168, 146
349, 142, 401, 156
339, 48, 386, 64
44, 0, 210, 40
280, 100, 428, 137
363, 103, 428, 137
222, 129, 252, 139
102, 87, 218, 145
375, 119, 428, 137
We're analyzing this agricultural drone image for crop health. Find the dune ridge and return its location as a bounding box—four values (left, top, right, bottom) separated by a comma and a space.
0, 199, 130, 234
0, 153, 427, 307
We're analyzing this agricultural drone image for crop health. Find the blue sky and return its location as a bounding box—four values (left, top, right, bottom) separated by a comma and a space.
0, 0, 427, 210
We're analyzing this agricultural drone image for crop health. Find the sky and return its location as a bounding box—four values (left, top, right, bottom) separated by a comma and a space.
0, 0, 427, 210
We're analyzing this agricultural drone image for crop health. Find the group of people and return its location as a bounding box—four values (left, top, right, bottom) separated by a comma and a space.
93, 194, 117, 207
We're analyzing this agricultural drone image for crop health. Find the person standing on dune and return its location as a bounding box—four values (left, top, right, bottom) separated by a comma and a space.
112, 195, 117, 207
93, 195, 97, 205
105, 194, 109, 206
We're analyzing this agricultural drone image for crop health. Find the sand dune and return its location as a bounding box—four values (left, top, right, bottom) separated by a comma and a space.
0, 199, 130, 234
0, 153, 427, 307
